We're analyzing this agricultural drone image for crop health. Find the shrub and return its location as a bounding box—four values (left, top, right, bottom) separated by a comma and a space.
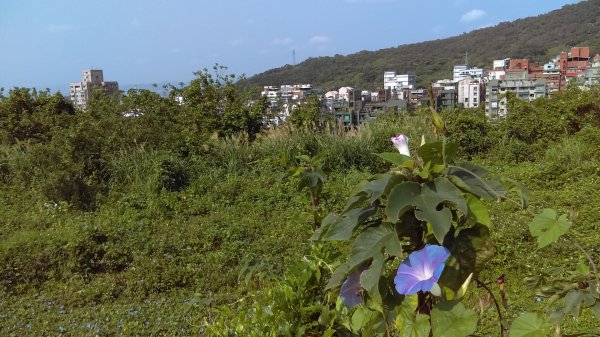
156, 159, 189, 192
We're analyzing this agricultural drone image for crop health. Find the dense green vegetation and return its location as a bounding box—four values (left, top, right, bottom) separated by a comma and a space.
242, 0, 600, 90
0, 72, 599, 335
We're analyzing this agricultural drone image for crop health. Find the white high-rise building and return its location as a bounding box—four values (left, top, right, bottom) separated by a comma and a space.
69, 69, 119, 109
453, 65, 484, 81
384, 71, 416, 91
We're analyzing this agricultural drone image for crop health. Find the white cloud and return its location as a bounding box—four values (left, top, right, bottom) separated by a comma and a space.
46, 24, 76, 33
271, 37, 293, 46
309, 35, 331, 45
170, 48, 182, 54
460, 9, 486, 23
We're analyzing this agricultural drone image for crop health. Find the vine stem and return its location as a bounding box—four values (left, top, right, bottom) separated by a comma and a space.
442, 136, 447, 168
566, 236, 599, 281
383, 309, 392, 337
476, 278, 506, 337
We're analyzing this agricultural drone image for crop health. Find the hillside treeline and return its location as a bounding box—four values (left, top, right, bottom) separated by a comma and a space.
243, 0, 600, 89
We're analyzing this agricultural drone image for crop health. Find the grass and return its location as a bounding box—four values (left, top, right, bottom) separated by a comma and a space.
1, 112, 599, 335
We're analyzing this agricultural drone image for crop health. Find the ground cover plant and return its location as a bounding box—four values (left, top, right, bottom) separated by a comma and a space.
0, 77, 599, 336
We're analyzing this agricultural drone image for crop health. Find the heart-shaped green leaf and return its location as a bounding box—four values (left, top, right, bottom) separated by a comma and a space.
528, 209, 571, 248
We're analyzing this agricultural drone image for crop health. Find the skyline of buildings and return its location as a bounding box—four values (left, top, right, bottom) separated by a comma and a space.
61, 46, 600, 122
258, 46, 600, 125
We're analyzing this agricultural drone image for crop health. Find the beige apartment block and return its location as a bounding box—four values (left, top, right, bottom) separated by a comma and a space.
69, 69, 119, 108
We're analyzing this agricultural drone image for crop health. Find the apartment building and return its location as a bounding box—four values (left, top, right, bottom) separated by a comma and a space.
585, 54, 600, 85
485, 77, 546, 118
453, 65, 484, 81
457, 78, 483, 108
384, 71, 416, 94
69, 69, 119, 109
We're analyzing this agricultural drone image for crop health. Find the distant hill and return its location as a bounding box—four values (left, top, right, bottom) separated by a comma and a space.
242, 0, 600, 90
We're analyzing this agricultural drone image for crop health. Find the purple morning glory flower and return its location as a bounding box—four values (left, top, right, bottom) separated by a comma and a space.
391, 134, 410, 156
394, 245, 450, 295
340, 264, 368, 307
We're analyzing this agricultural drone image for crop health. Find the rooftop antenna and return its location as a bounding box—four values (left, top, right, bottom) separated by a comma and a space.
464, 52, 468, 67
293, 49, 296, 66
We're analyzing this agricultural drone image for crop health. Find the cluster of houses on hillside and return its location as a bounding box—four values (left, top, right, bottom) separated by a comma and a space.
261, 47, 600, 128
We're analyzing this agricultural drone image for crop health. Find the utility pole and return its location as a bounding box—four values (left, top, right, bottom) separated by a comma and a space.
293, 49, 296, 66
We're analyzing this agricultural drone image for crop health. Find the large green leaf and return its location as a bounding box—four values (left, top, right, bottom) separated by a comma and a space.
360, 254, 385, 303
343, 174, 404, 213
418, 142, 458, 165
343, 193, 370, 214
326, 224, 403, 300
414, 208, 452, 244
361, 174, 393, 203
393, 295, 429, 337
310, 213, 340, 240
386, 182, 421, 223
563, 289, 596, 319
311, 204, 378, 241
431, 300, 477, 337
396, 314, 430, 337
509, 312, 551, 337
447, 162, 507, 200
466, 194, 491, 227
351, 306, 373, 332
417, 178, 467, 242
439, 224, 496, 291
386, 178, 468, 243
421, 178, 468, 215
374, 152, 412, 166
362, 173, 405, 204
528, 208, 571, 248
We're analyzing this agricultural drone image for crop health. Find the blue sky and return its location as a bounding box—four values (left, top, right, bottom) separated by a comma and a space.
0, 0, 581, 91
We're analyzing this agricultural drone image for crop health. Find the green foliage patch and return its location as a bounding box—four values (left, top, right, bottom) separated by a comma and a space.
1, 75, 599, 335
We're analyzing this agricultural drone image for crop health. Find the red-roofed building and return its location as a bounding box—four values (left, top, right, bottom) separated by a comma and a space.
558, 47, 591, 82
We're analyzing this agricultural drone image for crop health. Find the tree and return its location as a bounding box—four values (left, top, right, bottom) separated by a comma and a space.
443, 107, 490, 159
289, 96, 323, 129
0, 88, 75, 144
173, 65, 267, 143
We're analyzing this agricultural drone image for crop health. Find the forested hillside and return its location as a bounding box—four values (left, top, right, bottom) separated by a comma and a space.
242, 0, 600, 89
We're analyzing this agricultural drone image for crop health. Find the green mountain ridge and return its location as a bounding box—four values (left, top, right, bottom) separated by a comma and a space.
243, 0, 600, 90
